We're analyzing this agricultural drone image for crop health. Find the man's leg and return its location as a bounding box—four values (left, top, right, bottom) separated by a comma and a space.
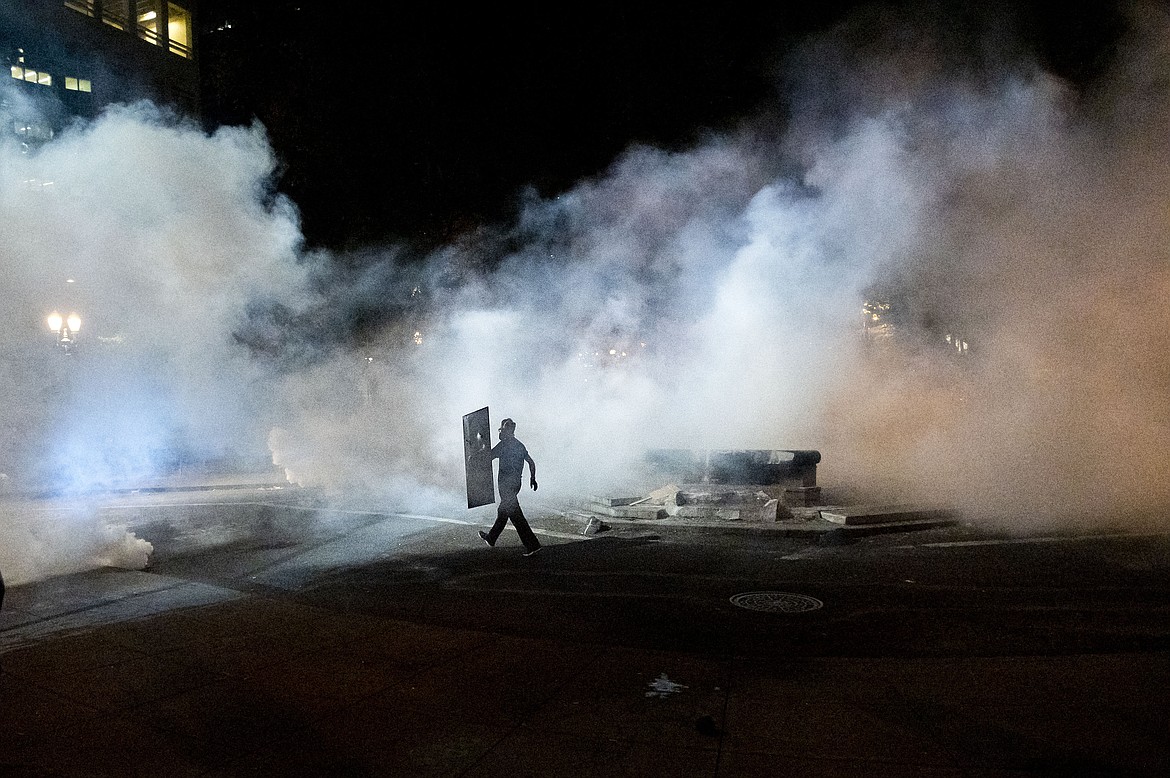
485, 501, 511, 545
509, 503, 541, 553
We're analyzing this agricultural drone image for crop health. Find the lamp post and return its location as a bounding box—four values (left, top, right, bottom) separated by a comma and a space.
47, 310, 81, 353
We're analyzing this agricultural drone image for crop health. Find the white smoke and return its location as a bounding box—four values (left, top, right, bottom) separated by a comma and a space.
803, 5, 1170, 526
0, 501, 152, 586
3, 3, 1170, 585
0, 102, 308, 488
272, 3, 1170, 529
0, 102, 309, 582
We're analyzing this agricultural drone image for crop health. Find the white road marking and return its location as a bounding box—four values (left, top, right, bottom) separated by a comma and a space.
393, 513, 589, 541
93, 500, 588, 541
392, 512, 476, 525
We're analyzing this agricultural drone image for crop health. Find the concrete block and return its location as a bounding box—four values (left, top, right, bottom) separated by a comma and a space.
581, 517, 611, 535
646, 484, 682, 503
584, 502, 669, 520
673, 489, 735, 506
760, 498, 794, 522
819, 506, 946, 525
783, 487, 822, 507
669, 505, 741, 520
589, 496, 642, 507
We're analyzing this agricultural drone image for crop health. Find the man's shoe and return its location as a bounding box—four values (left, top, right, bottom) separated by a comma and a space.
478, 530, 494, 547
522, 546, 541, 557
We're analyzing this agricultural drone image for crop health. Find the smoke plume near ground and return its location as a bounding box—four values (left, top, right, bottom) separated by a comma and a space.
3, 4, 1170, 583
272, 4, 1170, 529
0, 103, 309, 582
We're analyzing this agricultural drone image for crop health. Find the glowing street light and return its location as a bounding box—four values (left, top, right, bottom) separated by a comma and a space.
47, 310, 81, 352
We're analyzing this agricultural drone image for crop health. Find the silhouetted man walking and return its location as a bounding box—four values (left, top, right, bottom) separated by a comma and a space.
478, 417, 541, 556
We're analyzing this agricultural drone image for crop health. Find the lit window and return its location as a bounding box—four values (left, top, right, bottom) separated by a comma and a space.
102, 0, 130, 30
66, 76, 78, 90
80, 78, 91, 92
137, 0, 161, 46
12, 67, 53, 87
168, 4, 193, 58
6, 52, 52, 86
64, 1, 95, 17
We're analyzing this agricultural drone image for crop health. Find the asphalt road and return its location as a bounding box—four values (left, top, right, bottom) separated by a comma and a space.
125, 489, 1170, 661
4, 487, 1169, 775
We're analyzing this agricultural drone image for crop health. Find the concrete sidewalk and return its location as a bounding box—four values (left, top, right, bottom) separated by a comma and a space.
88, 467, 292, 495
2, 567, 1167, 776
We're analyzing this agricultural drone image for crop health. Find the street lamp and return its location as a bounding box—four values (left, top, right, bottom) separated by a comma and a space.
47, 310, 81, 352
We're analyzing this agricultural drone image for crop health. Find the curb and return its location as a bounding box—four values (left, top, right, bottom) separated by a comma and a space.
553, 515, 955, 539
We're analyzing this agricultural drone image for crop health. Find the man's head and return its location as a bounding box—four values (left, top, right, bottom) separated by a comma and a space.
499, 418, 516, 440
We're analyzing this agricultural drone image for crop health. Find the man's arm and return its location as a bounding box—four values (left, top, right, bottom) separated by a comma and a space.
526, 453, 538, 490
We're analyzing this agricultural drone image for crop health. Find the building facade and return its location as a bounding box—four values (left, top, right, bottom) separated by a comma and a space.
1, 0, 200, 150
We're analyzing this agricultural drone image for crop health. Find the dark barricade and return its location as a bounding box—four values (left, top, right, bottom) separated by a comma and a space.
644, 449, 820, 487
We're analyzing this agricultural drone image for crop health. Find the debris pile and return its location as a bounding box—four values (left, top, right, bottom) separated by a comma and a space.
582, 483, 824, 523
565, 449, 957, 535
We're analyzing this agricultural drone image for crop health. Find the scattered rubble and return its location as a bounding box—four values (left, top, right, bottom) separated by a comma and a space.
566, 449, 956, 537
582, 483, 818, 523
580, 516, 611, 536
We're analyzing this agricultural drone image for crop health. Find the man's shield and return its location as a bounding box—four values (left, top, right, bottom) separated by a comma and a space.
463, 407, 496, 509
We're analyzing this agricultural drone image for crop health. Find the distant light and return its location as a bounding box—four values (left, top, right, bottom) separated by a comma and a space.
48, 311, 81, 336
66, 278, 75, 283
139, 11, 157, 22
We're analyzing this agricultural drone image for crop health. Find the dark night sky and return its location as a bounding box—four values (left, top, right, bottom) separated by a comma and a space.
196, 1, 1130, 252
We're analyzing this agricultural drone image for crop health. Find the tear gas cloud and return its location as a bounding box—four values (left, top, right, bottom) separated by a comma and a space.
0, 102, 309, 486
0, 103, 310, 582
3, 4, 1170, 582
278, 4, 1170, 529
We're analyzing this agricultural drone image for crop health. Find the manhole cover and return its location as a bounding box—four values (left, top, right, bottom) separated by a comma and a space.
730, 591, 823, 613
